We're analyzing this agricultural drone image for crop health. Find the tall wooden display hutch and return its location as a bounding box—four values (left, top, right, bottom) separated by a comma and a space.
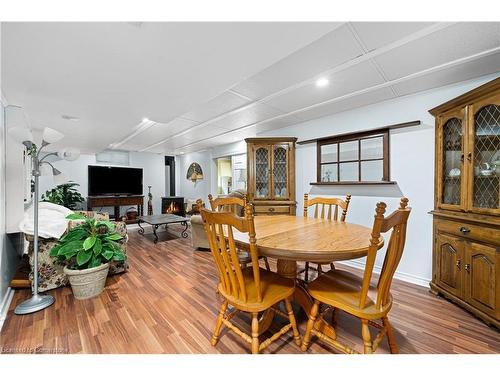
430, 77, 500, 328
246, 137, 297, 215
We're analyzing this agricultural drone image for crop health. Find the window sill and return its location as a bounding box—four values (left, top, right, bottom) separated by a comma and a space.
310, 181, 397, 186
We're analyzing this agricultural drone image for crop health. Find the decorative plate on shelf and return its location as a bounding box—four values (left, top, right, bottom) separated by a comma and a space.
448, 168, 461, 177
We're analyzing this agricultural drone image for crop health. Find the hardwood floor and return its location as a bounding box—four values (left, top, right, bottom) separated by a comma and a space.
1, 227, 499, 354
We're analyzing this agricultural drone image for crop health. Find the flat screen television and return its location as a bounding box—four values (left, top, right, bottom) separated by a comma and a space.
88, 165, 143, 196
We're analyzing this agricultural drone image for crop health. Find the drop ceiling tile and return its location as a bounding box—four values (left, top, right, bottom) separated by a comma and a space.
231, 24, 364, 100
125, 117, 199, 146
254, 114, 304, 134
263, 60, 385, 113
293, 87, 395, 122
393, 52, 500, 96
182, 91, 251, 123
375, 22, 500, 81
207, 103, 283, 131
350, 22, 435, 51
161, 125, 228, 148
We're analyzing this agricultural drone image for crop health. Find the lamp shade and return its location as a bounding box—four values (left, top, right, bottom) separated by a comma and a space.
8, 127, 34, 144
53, 171, 67, 185
42, 127, 64, 144
57, 148, 80, 161
39, 163, 53, 176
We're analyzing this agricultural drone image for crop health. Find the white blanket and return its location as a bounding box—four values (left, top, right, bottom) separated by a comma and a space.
19, 202, 74, 239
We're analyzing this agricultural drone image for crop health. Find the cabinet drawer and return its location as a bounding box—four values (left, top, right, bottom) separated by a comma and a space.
435, 218, 500, 247
254, 205, 290, 215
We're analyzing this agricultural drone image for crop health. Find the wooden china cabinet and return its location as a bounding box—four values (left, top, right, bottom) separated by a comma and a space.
430, 77, 500, 328
246, 137, 297, 215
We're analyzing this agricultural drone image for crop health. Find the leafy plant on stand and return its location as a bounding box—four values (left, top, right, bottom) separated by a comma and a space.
41, 182, 84, 210
50, 213, 126, 270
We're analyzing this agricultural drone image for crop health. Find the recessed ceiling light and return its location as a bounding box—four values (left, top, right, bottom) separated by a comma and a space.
180, 151, 185, 155
142, 117, 149, 122
315, 78, 329, 88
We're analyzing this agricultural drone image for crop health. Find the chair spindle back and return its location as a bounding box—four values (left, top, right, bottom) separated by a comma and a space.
201, 204, 262, 304
359, 198, 411, 310
303, 193, 352, 222
208, 194, 247, 216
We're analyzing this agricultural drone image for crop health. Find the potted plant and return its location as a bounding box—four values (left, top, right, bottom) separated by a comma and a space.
41, 182, 85, 210
50, 213, 126, 300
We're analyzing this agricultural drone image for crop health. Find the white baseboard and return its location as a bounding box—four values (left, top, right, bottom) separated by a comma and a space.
0, 287, 15, 332
341, 260, 431, 288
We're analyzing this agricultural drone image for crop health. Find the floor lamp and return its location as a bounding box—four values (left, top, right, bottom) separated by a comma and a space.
8, 126, 80, 315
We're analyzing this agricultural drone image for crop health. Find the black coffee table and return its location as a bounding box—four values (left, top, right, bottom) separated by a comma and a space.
137, 214, 189, 243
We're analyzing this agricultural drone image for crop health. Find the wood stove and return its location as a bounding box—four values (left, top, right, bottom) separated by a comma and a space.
161, 196, 185, 217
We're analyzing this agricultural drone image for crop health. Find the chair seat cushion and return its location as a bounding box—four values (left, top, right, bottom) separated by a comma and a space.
219, 268, 295, 312
307, 269, 392, 319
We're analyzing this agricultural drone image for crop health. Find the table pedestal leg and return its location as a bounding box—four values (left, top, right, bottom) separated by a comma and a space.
276, 259, 337, 340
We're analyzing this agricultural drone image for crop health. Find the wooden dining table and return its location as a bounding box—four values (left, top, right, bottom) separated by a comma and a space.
232, 215, 384, 338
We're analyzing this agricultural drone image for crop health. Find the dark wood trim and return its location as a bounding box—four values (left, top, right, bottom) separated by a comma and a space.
429, 77, 500, 116
310, 181, 397, 186
297, 120, 421, 145
245, 137, 298, 144
87, 195, 144, 222
316, 129, 390, 183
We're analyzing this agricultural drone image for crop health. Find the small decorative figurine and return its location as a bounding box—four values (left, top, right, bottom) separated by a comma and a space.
147, 185, 153, 215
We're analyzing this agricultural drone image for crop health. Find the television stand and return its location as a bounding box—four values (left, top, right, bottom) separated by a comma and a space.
87, 195, 144, 224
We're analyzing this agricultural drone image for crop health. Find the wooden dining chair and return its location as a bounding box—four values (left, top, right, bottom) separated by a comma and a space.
201, 205, 301, 354
208, 194, 270, 271
301, 193, 352, 282
301, 198, 411, 354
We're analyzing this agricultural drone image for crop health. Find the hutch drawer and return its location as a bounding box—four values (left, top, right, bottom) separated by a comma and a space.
435, 218, 500, 247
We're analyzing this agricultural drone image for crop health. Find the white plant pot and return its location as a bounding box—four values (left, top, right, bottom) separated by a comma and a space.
64, 262, 110, 300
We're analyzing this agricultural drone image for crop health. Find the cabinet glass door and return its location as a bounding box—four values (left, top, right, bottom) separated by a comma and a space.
254, 146, 271, 199
439, 110, 466, 210
470, 97, 500, 213
272, 145, 289, 199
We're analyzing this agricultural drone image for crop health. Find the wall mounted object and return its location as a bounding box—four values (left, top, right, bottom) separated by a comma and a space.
186, 162, 203, 183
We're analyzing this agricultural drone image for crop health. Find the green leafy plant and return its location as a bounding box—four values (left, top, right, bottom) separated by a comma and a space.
50, 213, 126, 270
41, 182, 84, 210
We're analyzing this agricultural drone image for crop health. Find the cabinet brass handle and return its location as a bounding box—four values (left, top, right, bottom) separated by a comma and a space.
467, 152, 472, 162
460, 153, 464, 162
456, 260, 461, 269
268, 207, 275, 212
459, 227, 470, 234
464, 264, 470, 272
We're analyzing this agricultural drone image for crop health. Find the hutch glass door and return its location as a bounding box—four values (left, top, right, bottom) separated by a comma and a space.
470, 98, 500, 213
440, 110, 465, 210
254, 146, 271, 199
272, 145, 289, 199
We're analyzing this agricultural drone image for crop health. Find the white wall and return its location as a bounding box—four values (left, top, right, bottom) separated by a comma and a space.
177, 73, 500, 286
38, 152, 166, 216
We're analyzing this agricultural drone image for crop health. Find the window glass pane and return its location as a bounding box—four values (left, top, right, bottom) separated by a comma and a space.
339, 162, 359, 181
339, 141, 358, 161
321, 143, 337, 163
361, 160, 384, 181
361, 137, 383, 160
320, 164, 337, 182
